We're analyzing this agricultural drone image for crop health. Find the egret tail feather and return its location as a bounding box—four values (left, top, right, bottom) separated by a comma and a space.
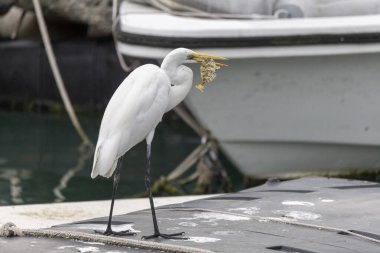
91, 137, 120, 178
91, 145, 101, 178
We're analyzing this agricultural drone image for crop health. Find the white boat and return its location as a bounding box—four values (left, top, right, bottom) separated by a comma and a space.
114, 0, 380, 177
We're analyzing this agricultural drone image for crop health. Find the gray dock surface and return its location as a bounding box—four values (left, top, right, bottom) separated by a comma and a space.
2, 177, 380, 252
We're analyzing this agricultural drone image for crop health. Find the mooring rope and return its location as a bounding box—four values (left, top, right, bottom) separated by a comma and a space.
160, 207, 380, 245
32, 0, 93, 148
0, 222, 214, 253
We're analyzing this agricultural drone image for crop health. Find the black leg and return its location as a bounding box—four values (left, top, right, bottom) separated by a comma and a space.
142, 143, 186, 240
95, 157, 136, 236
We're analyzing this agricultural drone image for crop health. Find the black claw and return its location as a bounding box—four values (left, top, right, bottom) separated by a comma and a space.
95, 229, 136, 237
142, 231, 187, 240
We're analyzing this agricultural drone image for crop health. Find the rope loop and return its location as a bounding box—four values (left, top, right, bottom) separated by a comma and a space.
0, 222, 21, 237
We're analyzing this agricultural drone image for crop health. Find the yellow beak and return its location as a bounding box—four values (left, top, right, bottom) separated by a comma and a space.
194, 59, 228, 67
191, 52, 228, 61
191, 52, 228, 67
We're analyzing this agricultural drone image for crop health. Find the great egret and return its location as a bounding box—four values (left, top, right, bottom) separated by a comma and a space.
91, 48, 227, 239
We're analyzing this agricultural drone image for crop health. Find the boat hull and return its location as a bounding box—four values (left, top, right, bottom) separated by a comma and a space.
115, 1, 380, 177
185, 54, 380, 177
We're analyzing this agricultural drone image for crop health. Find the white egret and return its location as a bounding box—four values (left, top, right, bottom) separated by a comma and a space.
91, 48, 227, 239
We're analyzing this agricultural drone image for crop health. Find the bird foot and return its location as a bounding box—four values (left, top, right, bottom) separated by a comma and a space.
141, 231, 187, 240
95, 228, 136, 236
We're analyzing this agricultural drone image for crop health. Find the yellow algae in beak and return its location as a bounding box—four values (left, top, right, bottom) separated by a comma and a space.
196, 83, 206, 92
195, 58, 226, 92
189, 52, 227, 92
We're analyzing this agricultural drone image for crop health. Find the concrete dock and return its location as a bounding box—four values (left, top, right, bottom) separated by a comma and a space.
2, 177, 380, 253
0, 195, 214, 229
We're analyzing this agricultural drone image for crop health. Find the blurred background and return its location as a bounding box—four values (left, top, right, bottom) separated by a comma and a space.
1, 0, 380, 206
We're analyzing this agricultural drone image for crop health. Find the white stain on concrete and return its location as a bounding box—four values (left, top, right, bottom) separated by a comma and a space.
76, 246, 100, 253
282, 201, 315, 207
179, 222, 198, 227
57, 246, 75, 250
58, 245, 100, 252
284, 211, 321, 220
320, 199, 335, 203
213, 230, 242, 236
180, 212, 250, 223
159, 217, 177, 221
227, 207, 260, 215
186, 237, 221, 243
166, 226, 180, 231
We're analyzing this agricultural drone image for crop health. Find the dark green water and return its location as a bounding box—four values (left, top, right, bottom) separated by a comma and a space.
0, 111, 243, 205
4, 110, 379, 207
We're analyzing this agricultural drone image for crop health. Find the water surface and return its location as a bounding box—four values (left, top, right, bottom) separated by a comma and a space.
0, 111, 212, 205
3, 111, 378, 207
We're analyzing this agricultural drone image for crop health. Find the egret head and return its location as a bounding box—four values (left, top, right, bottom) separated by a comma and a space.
162, 48, 228, 92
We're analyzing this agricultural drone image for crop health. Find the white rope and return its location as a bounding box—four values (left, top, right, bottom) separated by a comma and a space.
0, 222, 214, 253
112, 15, 133, 72
112, 0, 119, 21
32, 0, 93, 148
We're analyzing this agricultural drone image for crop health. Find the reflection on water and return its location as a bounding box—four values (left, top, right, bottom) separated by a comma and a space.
0, 111, 205, 205
52, 148, 92, 202
0, 168, 32, 204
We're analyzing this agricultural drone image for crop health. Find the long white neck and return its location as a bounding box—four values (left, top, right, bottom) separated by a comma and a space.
161, 55, 193, 112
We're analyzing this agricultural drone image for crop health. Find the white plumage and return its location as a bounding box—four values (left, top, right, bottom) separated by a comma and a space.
91, 64, 171, 178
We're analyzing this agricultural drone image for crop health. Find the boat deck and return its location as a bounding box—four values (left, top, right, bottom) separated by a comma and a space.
2, 177, 380, 252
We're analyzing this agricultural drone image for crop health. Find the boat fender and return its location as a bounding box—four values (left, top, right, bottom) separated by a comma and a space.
274, 0, 316, 18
